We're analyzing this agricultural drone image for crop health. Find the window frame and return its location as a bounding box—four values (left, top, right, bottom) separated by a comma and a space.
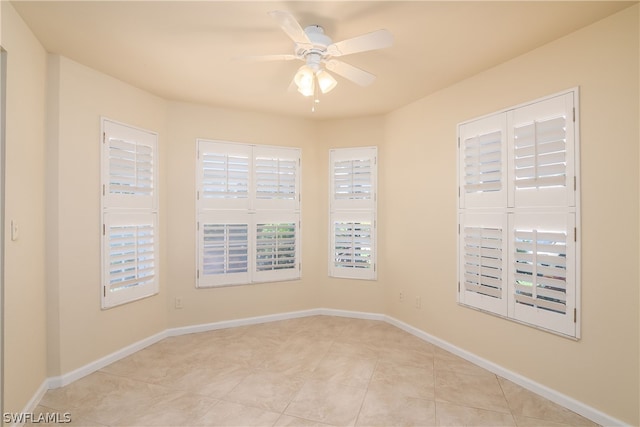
100, 118, 159, 309
457, 89, 581, 339
196, 139, 301, 288
329, 146, 378, 280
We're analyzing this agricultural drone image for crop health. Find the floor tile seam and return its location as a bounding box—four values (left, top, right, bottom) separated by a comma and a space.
433, 400, 519, 425
352, 356, 382, 427
433, 395, 514, 416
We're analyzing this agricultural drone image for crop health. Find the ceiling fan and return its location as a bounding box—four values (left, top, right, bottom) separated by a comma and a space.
248, 10, 393, 99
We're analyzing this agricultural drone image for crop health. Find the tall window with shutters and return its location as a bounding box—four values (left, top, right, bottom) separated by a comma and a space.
196, 140, 301, 287
101, 119, 159, 309
457, 89, 580, 338
329, 147, 377, 280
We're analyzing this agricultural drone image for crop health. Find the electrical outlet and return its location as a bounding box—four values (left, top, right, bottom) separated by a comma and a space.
415, 296, 422, 309
399, 292, 404, 302
174, 297, 183, 309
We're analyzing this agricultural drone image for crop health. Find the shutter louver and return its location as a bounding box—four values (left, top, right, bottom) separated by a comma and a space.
334, 220, 373, 269
256, 222, 297, 271
108, 223, 155, 291
102, 211, 158, 307
458, 213, 508, 315
202, 223, 249, 275
508, 212, 576, 337
458, 114, 507, 209
255, 157, 297, 200
103, 120, 157, 211
463, 226, 503, 299
201, 153, 249, 200
108, 138, 154, 196
513, 229, 567, 315
334, 159, 372, 200
514, 116, 567, 190
464, 130, 503, 194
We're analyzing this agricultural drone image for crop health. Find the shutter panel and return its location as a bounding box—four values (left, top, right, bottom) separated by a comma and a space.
508, 92, 575, 208
508, 213, 576, 337
102, 212, 158, 308
330, 147, 377, 211
197, 140, 251, 210
330, 212, 376, 280
253, 213, 300, 282
458, 213, 508, 316
253, 146, 300, 211
103, 120, 157, 210
458, 114, 507, 208
197, 213, 250, 287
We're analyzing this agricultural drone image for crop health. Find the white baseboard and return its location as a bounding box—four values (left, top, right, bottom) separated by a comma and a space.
24, 308, 626, 427
47, 329, 168, 389
383, 315, 626, 427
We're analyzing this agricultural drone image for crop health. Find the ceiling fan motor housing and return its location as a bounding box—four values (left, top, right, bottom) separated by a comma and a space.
296, 25, 333, 64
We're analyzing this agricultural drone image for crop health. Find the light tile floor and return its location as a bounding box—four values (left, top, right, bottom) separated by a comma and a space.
32, 316, 599, 426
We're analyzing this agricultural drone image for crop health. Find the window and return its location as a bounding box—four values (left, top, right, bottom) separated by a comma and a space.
457, 89, 580, 338
329, 147, 377, 280
196, 140, 301, 287
101, 119, 159, 308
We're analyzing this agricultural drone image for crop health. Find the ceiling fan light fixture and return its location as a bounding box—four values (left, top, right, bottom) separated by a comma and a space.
316, 69, 337, 94
294, 65, 315, 97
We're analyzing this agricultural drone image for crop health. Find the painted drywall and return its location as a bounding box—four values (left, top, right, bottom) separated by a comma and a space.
383, 5, 639, 424
1, 2, 48, 414
45, 55, 169, 376
165, 102, 325, 327
2, 1, 638, 424
317, 117, 388, 313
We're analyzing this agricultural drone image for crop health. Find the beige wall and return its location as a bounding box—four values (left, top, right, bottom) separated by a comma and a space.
45, 56, 170, 376
317, 117, 388, 313
165, 102, 324, 327
1, 2, 48, 414
1, 2, 638, 425
383, 5, 639, 424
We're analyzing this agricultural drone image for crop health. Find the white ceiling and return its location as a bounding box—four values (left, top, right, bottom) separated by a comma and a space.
11, 1, 636, 120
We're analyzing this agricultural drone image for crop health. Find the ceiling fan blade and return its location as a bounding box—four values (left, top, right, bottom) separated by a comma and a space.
325, 60, 376, 87
327, 29, 393, 57
268, 10, 311, 46
237, 54, 299, 62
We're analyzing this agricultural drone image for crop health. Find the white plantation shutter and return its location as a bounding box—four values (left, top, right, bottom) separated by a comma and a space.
196, 140, 301, 287
330, 147, 376, 211
103, 119, 157, 210
101, 119, 159, 309
459, 213, 508, 316
509, 92, 575, 208
197, 214, 250, 287
253, 146, 300, 211
457, 89, 580, 338
197, 140, 251, 210
459, 114, 507, 208
102, 213, 158, 307
253, 213, 300, 282
329, 147, 377, 280
509, 213, 576, 337
330, 212, 375, 280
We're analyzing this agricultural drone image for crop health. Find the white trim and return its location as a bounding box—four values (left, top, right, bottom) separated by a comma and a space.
22, 308, 625, 427
47, 330, 168, 389
12, 380, 48, 427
